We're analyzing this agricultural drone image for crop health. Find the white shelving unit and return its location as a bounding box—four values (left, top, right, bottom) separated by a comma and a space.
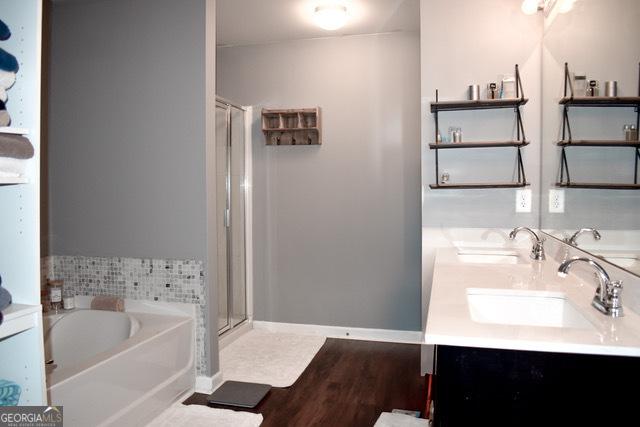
0, 176, 29, 185
0, 127, 29, 135
0, 0, 46, 406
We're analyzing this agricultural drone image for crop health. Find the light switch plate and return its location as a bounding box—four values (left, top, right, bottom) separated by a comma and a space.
515, 189, 532, 213
549, 189, 565, 213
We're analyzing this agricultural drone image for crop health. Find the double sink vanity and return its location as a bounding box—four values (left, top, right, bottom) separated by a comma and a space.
425, 228, 640, 426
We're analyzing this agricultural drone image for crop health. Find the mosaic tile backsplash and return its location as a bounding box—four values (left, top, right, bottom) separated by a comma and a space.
42, 255, 207, 375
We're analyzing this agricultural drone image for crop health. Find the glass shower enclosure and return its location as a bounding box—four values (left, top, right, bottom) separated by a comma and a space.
215, 97, 247, 335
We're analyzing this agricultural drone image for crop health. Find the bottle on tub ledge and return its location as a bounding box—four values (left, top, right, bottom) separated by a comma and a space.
47, 280, 62, 313
62, 287, 75, 310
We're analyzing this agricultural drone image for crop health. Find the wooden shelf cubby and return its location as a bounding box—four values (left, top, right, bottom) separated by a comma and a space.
262, 107, 322, 145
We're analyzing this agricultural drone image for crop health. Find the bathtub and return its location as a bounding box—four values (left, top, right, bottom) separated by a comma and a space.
44, 298, 195, 427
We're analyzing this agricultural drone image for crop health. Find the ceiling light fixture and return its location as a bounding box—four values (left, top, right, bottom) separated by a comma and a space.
314, 3, 348, 31
521, 0, 578, 16
521, 0, 542, 15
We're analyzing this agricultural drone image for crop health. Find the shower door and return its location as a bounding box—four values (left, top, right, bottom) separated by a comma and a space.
216, 98, 247, 335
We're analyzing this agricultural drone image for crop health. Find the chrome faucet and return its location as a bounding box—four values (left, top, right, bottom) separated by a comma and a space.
558, 257, 624, 317
509, 227, 545, 261
566, 228, 601, 246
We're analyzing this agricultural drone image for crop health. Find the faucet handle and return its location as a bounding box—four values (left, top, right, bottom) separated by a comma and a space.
607, 280, 624, 317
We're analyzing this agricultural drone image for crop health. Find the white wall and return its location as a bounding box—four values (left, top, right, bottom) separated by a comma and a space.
540, 0, 640, 233
420, 0, 543, 316
419, 0, 543, 371
218, 32, 422, 331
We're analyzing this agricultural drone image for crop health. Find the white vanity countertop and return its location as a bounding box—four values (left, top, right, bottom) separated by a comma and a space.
424, 247, 640, 356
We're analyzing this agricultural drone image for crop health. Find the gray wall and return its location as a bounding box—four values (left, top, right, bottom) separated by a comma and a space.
218, 32, 422, 331
48, 0, 219, 375
48, 0, 207, 260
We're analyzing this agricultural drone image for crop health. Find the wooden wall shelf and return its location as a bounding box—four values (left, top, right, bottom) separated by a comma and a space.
430, 98, 528, 113
557, 63, 640, 189
262, 107, 322, 145
429, 141, 529, 149
429, 64, 529, 189
556, 182, 640, 190
430, 182, 530, 190
559, 96, 640, 107
556, 140, 640, 147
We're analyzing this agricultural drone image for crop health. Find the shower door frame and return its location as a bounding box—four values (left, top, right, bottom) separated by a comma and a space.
216, 97, 253, 337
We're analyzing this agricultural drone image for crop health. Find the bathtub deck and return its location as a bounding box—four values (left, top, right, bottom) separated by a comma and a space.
183, 338, 427, 426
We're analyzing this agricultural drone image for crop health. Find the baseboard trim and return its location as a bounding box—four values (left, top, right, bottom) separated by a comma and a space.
253, 321, 422, 344
195, 371, 223, 395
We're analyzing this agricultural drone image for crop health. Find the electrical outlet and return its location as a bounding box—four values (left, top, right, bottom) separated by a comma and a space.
549, 189, 565, 213
515, 189, 532, 213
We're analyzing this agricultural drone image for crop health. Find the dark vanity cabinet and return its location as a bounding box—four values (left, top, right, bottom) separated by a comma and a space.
432, 345, 640, 427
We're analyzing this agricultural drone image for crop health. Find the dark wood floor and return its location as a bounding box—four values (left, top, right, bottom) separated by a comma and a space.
184, 338, 427, 427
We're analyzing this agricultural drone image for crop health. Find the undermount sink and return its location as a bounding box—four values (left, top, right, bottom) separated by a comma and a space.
466, 289, 594, 329
456, 249, 523, 265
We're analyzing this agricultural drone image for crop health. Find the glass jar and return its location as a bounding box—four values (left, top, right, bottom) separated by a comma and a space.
48, 279, 63, 313
63, 288, 75, 310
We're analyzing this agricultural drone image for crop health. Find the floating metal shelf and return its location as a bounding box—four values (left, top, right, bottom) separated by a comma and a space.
555, 182, 640, 190
429, 141, 529, 149
430, 182, 530, 190
430, 98, 528, 113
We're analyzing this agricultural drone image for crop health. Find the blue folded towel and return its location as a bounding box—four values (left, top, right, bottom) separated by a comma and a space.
0, 380, 21, 406
0, 286, 10, 311
0, 48, 18, 73
0, 19, 10, 41
0, 274, 11, 326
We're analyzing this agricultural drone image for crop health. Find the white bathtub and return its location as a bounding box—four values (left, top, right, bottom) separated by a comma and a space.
44, 299, 195, 427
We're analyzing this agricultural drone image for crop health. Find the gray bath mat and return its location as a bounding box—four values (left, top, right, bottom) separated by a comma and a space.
207, 380, 271, 408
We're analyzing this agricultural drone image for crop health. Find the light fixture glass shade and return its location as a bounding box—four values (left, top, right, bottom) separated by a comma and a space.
521, 0, 540, 15
557, 0, 576, 13
314, 4, 348, 30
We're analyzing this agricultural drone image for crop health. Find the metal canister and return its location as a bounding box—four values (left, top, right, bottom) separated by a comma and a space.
625, 124, 639, 141
604, 81, 618, 97
468, 85, 480, 101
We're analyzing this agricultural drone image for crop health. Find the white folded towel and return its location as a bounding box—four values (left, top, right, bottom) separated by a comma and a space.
0, 70, 16, 103
0, 156, 27, 176
374, 412, 430, 427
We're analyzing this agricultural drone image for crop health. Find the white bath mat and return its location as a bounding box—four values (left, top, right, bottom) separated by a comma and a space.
374, 412, 430, 427
147, 404, 262, 427
220, 329, 326, 388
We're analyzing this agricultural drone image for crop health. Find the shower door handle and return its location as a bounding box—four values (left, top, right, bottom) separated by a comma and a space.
224, 208, 230, 228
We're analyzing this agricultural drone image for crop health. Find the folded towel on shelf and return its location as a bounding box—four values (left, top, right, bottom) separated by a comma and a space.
0, 109, 9, 127
0, 380, 21, 406
91, 295, 125, 312
0, 70, 17, 102
0, 19, 10, 41
0, 157, 26, 177
0, 282, 11, 312
0, 48, 18, 74
0, 274, 10, 326
0, 134, 34, 159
